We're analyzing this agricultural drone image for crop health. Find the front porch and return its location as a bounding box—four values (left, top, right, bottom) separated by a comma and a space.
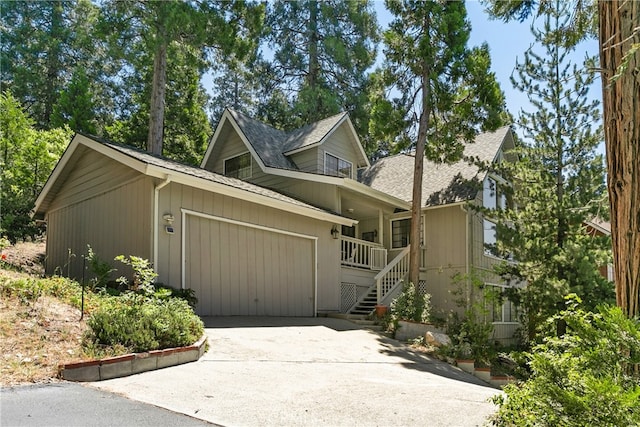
339, 235, 427, 316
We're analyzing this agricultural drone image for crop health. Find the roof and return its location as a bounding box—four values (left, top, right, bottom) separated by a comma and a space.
34, 134, 355, 226
210, 109, 369, 171
585, 218, 611, 235
359, 126, 513, 207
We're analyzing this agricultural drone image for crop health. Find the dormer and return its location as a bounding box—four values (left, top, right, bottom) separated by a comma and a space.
200, 109, 370, 181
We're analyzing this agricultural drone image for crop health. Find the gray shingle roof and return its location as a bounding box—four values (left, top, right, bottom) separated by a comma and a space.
283, 112, 348, 153
100, 139, 338, 215
359, 126, 512, 207
227, 110, 296, 170
227, 109, 348, 169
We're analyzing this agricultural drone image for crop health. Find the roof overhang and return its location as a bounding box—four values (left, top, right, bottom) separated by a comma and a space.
34, 134, 356, 227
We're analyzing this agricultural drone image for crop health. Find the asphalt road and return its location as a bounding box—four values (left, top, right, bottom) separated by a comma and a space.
0, 383, 216, 427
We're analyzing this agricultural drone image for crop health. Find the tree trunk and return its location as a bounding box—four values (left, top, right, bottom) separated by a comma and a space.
45, 1, 64, 127
598, 0, 640, 317
307, 0, 320, 117
409, 71, 431, 287
147, 40, 167, 156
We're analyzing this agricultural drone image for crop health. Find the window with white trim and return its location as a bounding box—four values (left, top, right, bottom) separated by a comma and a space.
483, 219, 497, 256
485, 284, 519, 323
325, 152, 352, 178
224, 152, 252, 179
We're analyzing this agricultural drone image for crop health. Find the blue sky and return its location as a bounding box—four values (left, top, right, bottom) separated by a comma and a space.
373, 0, 602, 126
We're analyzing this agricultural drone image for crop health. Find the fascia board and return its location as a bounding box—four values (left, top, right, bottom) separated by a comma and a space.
200, 109, 231, 168
146, 165, 356, 227
262, 166, 345, 185
33, 134, 148, 216
200, 110, 268, 173
33, 134, 79, 215
282, 141, 322, 156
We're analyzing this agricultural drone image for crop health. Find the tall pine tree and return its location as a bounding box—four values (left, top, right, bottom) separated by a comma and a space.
489, 0, 614, 340
100, 0, 263, 157
259, 0, 378, 143
376, 0, 505, 286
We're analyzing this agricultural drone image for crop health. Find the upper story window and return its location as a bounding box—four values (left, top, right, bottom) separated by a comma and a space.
224, 152, 252, 179
483, 176, 507, 210
325, 152, 352, 178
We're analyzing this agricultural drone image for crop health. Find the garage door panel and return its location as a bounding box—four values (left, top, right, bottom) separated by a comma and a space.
186, 214, 314, 317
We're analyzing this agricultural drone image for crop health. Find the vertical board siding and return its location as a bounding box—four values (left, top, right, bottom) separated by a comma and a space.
46, 176, 151, 280
420, 206, 468, 315
156, 183, 341, 314
48, 148, 141, 212
184, 214, 316, 316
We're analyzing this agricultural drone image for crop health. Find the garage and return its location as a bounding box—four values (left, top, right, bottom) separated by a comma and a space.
183, 209, 316, 316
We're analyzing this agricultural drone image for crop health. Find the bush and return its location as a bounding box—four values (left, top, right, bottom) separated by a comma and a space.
491, 296, 640, 427
84, 292, 204, 353
390, 281, 431, 323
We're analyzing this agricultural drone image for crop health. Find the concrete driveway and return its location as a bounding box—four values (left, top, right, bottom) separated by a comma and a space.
89, 317, 500, 426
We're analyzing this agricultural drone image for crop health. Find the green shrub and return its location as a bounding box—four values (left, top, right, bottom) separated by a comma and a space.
86, 245, 115, 290
84, 292, 204, 353
0, 277, 43, 305
114, 254, 158, 294
491, 296, 640, 427
390, 281, 431, 323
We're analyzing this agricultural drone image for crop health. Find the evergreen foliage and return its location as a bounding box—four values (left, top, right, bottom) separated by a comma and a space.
374, 0, 506, 286
486, 1, 613, 340
0, 92, 71, 242
255, 0, 379, 146
491, 296, 640, 427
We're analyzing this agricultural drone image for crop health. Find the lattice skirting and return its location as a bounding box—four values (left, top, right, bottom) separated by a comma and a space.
418, 280, 428, 295
340, 282, 357, 313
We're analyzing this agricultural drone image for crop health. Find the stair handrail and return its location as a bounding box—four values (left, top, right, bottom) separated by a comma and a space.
374, 245, 410, 304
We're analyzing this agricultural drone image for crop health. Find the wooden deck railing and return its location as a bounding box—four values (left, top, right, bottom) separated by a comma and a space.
374, 245, 410, 304
340, 236, 387, 270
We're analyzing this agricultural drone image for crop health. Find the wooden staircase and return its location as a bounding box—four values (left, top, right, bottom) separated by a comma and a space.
348, 287, 378, 316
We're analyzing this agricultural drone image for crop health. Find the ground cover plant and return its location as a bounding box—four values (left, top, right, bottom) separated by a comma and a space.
0, 242, 204, 384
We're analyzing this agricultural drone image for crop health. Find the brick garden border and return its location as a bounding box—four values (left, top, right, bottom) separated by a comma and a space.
58, 335, 208, 382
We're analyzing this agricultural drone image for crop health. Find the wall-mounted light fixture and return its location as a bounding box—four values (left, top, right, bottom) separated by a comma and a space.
331, 225, 339, 239
163, 213, 175, 234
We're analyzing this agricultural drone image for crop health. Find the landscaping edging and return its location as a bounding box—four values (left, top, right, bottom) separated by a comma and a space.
58, 335, 208, 382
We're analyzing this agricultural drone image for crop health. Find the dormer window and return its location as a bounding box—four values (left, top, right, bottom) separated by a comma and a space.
224, 152, 252, 179
325, 152, 352, 178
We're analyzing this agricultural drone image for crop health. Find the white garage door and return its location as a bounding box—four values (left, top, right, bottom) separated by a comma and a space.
183, 210, 316, 316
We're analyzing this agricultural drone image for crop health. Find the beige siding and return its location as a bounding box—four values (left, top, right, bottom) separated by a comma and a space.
48, 147, 141, 212
207, 131, 251, 176
45, 176, 152, 281
156, 183, 342, 313
321, 126, 359, 173
420, 205, 468, 316
290, 149, 319, 173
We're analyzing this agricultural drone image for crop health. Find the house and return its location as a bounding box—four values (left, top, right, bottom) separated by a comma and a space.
33, 109, 516, 333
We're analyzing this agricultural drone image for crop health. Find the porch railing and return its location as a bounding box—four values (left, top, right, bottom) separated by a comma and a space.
340, 236, 387, 270
374, 245, 410, 304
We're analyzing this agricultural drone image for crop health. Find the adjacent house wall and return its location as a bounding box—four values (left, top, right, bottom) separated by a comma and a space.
44, 151, 152, 280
